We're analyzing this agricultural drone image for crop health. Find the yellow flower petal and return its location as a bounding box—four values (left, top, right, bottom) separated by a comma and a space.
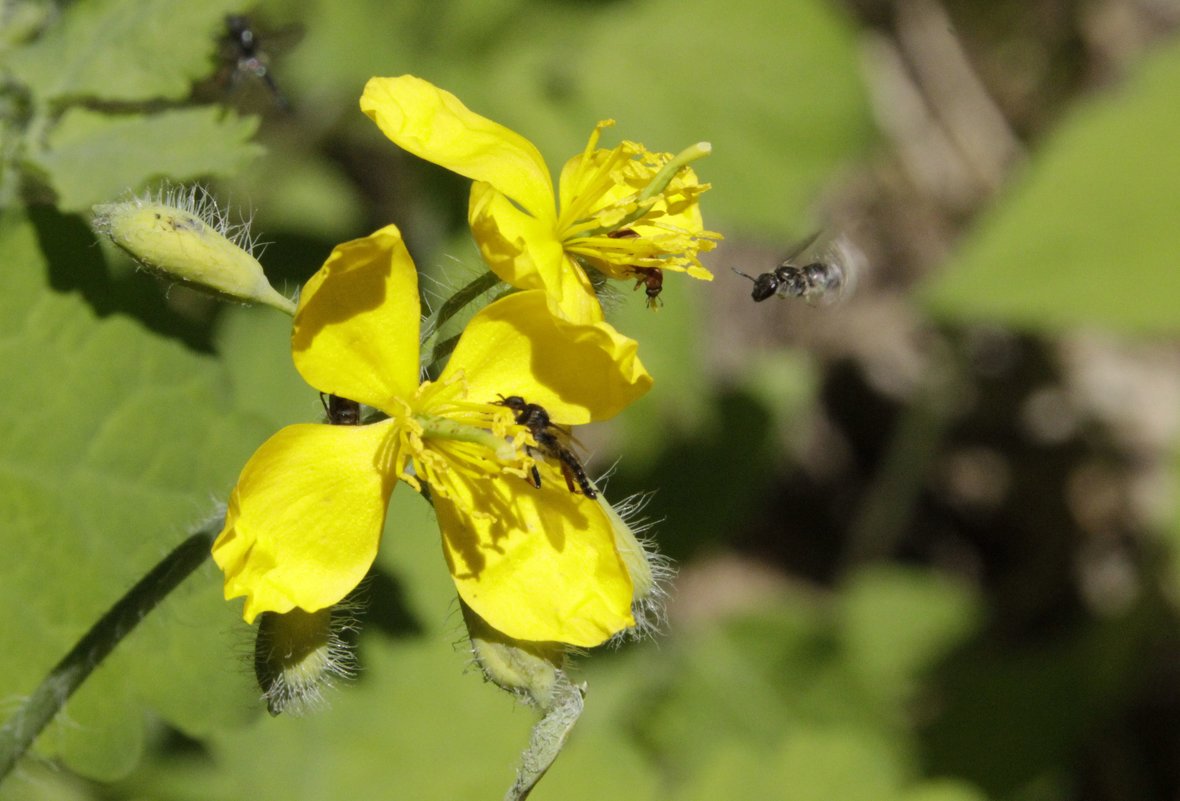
468, 182, 560, 292
434, 469, 635, 647
441, 290, 651, 424
212, 421, 399, 622
552, 254, 605, 324
292, 226, 420, 409
469, 182, 602, 324
361, 75, 555, 223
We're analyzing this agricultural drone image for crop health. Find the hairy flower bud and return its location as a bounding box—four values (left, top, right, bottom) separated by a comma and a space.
462, 602, 586, 801
92, 185, 295, 314
253, 607, 356, 716
601, 491, 674, 643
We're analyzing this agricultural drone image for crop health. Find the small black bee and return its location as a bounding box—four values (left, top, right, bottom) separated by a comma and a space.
733, 233, 856, 304
495, 395, 597, 499
221, 14, 295, 111
320, 393, 361, 426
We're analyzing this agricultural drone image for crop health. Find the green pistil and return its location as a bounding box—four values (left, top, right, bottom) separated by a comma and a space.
637, 141, 712, 204
578, 141, 712, 239
416, 414, 517, 462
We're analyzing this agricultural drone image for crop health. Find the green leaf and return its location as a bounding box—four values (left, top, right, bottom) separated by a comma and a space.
679, 727, 907, 801
215, 306, 313, 431
901, 780, 991, 801
6, 0, 242, 104
299, 0, 872, 242
922, 38, 1180, 334
448, 0, 873, 239
0, 207, 278, 782
28, 106, 262, 212
629, 602, 900, 780
838, 566, 981, 708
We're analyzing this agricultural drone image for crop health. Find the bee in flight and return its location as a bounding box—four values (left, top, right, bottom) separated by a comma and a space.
495, 395, 597, 499
733, 233, 859, 304
320, 393, 361, 425
220, 14, 300, 111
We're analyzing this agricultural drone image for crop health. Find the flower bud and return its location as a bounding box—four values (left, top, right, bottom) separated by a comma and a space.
462, 601, 565, 708
461, 602, 586, 801
92, 185, 295, 314
600, 491, 674, 643
253, 607, 356, 716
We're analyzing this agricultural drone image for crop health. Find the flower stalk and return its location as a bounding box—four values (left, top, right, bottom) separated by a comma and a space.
0, 515, 221, 783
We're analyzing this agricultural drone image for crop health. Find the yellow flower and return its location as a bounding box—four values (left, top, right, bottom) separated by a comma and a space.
212, 224, 653, 647
360, 75, 719, 324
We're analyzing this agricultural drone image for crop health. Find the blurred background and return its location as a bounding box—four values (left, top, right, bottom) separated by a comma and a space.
3, 0, 1180, 799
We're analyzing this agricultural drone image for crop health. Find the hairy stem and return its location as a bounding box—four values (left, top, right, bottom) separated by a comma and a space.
421, 270, 503, 376
0, 516, 221, 783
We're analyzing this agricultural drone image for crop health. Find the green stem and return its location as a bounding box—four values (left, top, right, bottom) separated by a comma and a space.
426, 333, 462, 380
434, 270, 503, 327
0, 516, 221, 783
423, 271, 502, 340
423, 284, 517, 380
420, 271, 503, 377
841, 354, 962, 566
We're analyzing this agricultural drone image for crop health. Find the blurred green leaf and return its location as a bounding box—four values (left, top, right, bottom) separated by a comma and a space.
215, 305, 312, 431
434, 0, 873, 238
634, 618, 801, 774
273, 0, 561, 127
5, 0, 240, 104
839, 566, 982, 709
735, 348, 820, 449
923, 38, 1180, 334
224, 151, 366, 242
573, 0, 873, 237
286, 0, 872, 244
610, 276, 714, 463
921, 604, 1155, 796
0, 208, 278, 782
630, 599, 905, 780
678, 727, 906, 801
28, 106, 261, 212
902, 780, 991, 801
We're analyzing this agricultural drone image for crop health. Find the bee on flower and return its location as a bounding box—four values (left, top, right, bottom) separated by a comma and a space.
360, 75, 721, 323
212, 224, 663, 649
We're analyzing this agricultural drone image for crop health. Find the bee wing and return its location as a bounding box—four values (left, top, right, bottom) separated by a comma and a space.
780, 231, 822, 265
258, 22, 306, 55
550, 424, 583, 452
810, 235, 865, 306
